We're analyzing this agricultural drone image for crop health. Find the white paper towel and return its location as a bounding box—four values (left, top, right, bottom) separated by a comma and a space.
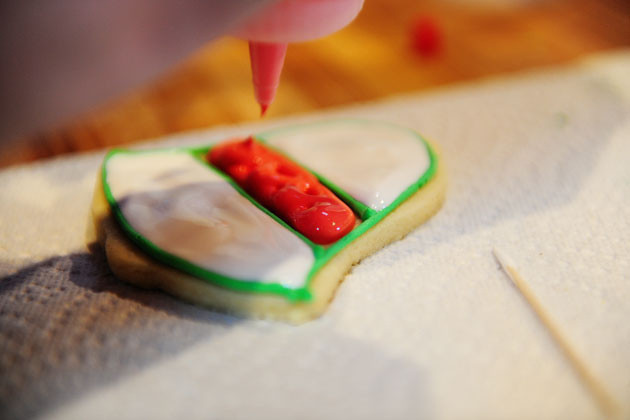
1, 51, 628, 420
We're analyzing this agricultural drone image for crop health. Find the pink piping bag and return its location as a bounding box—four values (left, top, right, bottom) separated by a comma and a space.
235, 0, 364, 115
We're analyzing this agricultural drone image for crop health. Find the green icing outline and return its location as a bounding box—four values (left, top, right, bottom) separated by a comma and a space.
101, 121, 438, 302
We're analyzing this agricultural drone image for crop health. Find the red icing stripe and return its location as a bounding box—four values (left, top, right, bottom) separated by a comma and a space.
208, 137, 356, 245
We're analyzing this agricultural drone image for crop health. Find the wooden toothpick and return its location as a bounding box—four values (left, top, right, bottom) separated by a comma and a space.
493, 248, 619, 419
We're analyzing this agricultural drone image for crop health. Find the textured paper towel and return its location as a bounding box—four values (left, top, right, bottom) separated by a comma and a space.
1, 51, 629, 420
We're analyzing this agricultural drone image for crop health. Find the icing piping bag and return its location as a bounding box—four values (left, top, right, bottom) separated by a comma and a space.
249, 41, 287, 116
239, 0, 364, 116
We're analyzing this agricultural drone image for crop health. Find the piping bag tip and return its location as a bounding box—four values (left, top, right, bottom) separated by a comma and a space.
249, 41, 286, 119
260, 103, 269, 117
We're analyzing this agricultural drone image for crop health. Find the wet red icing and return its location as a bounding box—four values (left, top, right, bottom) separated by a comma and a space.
209, 137, 355, 245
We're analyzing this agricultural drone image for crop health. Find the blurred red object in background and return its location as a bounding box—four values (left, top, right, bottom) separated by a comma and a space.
410, 16, 443, 57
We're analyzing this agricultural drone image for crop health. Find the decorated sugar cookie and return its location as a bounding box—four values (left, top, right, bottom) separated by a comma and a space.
88, 120, 446, 323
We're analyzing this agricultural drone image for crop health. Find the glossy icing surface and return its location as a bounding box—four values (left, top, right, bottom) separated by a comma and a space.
105, 151, 315, 290
261, 121, 432, 211
101, 120, 438, 301
208, 137, 356, 245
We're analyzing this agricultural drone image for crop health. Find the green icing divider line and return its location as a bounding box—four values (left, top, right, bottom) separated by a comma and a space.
101, 124, 437, 302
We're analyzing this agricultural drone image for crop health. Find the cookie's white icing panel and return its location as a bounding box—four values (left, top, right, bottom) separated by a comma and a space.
106, 152, 314, 289
263, 121, 431, 211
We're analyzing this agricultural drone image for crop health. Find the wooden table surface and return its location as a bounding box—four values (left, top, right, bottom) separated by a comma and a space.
1, 0, 628, 168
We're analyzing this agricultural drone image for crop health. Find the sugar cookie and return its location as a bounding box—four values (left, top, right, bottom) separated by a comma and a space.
88, 120, 446, 323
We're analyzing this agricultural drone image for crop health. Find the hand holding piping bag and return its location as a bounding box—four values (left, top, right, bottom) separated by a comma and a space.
0, 1, 363, 141
235, 0, 365, 115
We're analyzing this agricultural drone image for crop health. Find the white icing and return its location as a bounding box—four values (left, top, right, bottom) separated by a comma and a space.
106, 152, 314, 290
263, 121, 431, 211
